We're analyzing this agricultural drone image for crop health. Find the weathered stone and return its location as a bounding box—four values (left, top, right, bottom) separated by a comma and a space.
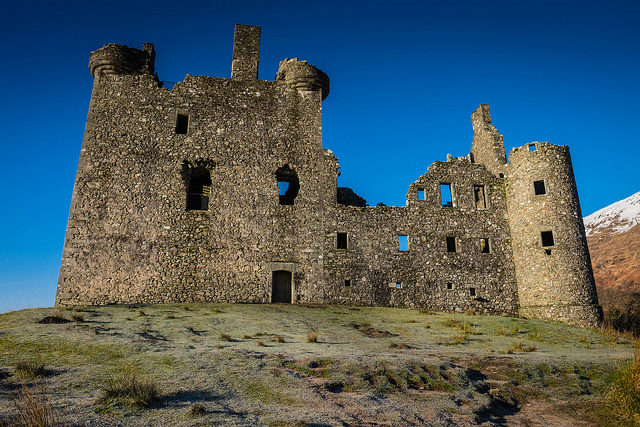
55, 24, 602, 328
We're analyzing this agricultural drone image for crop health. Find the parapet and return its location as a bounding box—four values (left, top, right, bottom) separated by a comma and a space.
89, 43, 155, 80
276, 58, 330, 100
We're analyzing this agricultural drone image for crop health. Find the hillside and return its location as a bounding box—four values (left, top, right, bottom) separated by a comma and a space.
0, 304, 635, 426
584, 191, 640, 308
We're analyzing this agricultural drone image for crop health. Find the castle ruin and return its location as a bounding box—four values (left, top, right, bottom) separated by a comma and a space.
56, 25, 602, 327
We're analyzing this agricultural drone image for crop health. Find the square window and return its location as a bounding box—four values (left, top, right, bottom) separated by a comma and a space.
344, 279, 351, 287
446, 236, 456, 253
398, 235, 409, 251
337, 232, 348, 249
395, 283, 403, 289
541, 231, 554, 247
447, 283, 453, 290
528, 144, 537, 152
534, 180, 546, 195
175, 113, 189, 134
440, 184, 453, 207
417, 188, 426, 201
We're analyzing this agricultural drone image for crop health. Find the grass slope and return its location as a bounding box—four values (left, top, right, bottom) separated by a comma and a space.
0, 304, 635, 426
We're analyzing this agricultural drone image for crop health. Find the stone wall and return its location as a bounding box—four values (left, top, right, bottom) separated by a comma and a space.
56, 24, 601, 327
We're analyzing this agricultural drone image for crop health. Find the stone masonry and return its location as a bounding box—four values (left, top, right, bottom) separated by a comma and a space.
56, 24, 603, 327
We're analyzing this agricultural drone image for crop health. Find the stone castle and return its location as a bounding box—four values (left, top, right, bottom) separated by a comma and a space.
56, 25, 602, 327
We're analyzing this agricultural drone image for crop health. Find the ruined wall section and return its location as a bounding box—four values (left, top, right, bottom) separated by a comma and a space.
470, 105, 507, 177
322, 158, 518, 315
56, 69, 329, 305
506, 142, 602, 327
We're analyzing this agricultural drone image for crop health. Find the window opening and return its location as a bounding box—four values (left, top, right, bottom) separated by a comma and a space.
541, 231, 555, 247
534, 180, 546, 195
545, 249, 552, 256
398, 235, 408, 251
480, 238, 490, 253
344, 279, 351, 287
447, 282, 453, 290
470, 287, 476, 296
417, 188, 426, 201
395, 283, 403, 289
337, 232, 348, 249
175, 113, 189, 134
186, 167, 211, 211
474, 185, 487, 209
440, 184, 453, 207
446, 236, 456, 253
528, 144, 537, 152
275, 165, 299, 205
499, 173, 504, 178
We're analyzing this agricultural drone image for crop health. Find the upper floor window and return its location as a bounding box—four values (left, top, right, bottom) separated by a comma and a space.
175, 113, 189, 134
186, 167, 211, 211
440, 183, 453, 207
275, 165, 299, 205
474, 185, 487, 209
337, 232, 348, 249
398, 235, 409, 251
446, 236, 457, 253
534, 180, 546, 195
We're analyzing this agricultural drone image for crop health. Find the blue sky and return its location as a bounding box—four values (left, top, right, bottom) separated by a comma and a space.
1, 0, 638, 312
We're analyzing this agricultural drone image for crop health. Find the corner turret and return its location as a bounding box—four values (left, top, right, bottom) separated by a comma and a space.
470, 105, 506, 176
276, 58, 330, 100
89, 43, 155, 80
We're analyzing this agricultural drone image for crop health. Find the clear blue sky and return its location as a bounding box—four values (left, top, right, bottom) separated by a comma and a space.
1, 0, 638, 312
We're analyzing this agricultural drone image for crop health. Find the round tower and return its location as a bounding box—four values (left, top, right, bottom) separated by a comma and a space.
89, 43, 155, 80
506, 141, 602, 327
276, 58, 330, 100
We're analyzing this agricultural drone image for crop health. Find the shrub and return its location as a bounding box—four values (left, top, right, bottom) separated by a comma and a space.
219, 333, 232, 342
11, 382, 65, 427
188, 403, 206, 417
604, 294, 640, 337
609, 350, 640, 425
97, 370, 160, 409
256, 340, 266, 347
506, 342, 536, 354
15, 360, 46, 379
307, 332, 318, 343
71, 313, 85, 322
274, 336, 285, 343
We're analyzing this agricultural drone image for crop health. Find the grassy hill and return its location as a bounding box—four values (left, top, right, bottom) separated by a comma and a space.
0, 304, 636, 426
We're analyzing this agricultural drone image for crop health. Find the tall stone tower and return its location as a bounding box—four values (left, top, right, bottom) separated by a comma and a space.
506, 142, 602, 327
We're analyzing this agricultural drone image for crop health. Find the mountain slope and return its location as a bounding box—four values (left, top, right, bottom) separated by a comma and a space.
585, 191, 640, 308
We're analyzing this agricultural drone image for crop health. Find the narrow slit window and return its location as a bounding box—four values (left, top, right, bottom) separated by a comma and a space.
344, 279, 351, 287
337, 232, 348, 249
440, 184, 453, 207
446, 236, 456, 253
470, 287, 476, 297
417, 188, 426, 201
534, 180, 546, 195
474, 185, 487, 209
541, 231, 555, 247
398, 235, 409, 251
175, 113, 189, 134
480, 238, 490, 253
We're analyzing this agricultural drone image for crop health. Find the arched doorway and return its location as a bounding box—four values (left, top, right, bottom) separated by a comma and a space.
271, 270, 292, 303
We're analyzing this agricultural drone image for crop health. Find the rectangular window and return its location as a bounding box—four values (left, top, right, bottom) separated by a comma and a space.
470, 287, 476, 296
440, 184, 453, 207
447, 282, 453, 290
175, 113, 189, 134
528, 144, 537, 152
337, 232, 348, 249
417, 188, 426, 201
446, 236, 456, 253
474, 185, 487, 209
480, 238, 490, 253
541, 231, 554, 247
534, 180, 546, 195
395, 283, 403, 289
344, 279, 351, 287
398, 235, 408, 251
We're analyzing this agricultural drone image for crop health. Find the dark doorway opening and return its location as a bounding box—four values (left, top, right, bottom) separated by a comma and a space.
271, 270, 292, 303
186, 166, 211, 210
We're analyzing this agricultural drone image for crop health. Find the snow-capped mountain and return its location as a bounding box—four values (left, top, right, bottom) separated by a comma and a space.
584, 191, 640, 236
584, 191, 640, 309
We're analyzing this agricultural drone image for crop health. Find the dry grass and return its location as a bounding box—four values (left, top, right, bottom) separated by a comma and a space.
10, 382, 65, 427
274, 335, 285, 343
609, 349, 640, 425
14, 360, 46, 379
219, 333, 232, 342
187, 403, 206, 417
307, 332, 318, 343
506, 342, 536, 353
96, 369, 160, 410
